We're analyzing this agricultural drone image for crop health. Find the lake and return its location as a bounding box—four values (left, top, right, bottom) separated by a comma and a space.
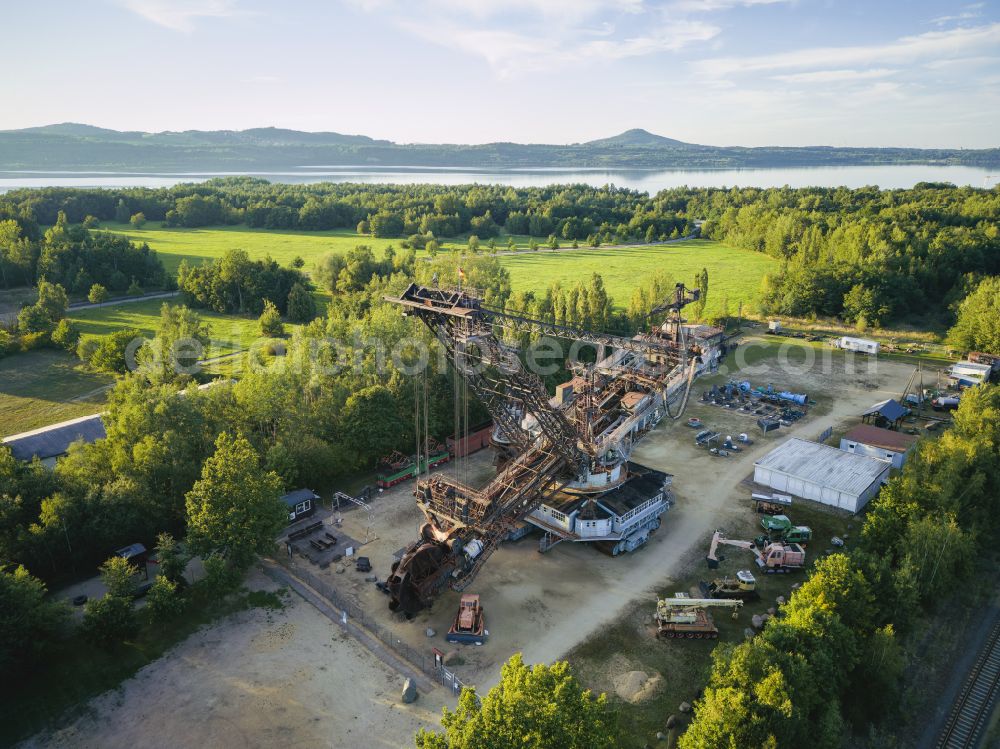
0, 164, 995, 192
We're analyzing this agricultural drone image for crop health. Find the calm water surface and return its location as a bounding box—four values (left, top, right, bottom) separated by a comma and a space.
0, 164, 995, 192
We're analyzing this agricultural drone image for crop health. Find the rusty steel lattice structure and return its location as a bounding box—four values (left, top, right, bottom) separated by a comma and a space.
385, 282, 699, 616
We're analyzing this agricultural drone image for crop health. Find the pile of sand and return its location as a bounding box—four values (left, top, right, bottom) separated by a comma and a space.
613, 670, 663, 704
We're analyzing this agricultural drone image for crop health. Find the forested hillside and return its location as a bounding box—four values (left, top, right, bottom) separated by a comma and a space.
1, 124, 997, 170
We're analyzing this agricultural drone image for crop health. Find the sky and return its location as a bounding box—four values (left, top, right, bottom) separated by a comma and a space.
3, 0, 999, 148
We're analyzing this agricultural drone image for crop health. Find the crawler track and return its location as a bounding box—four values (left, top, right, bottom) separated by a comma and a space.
936, 619, 1000, 748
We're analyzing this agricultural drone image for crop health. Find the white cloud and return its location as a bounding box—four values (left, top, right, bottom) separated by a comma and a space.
929, 2, 984, 26
429, 0, 645, 20
693, 22, 1000, 78
772, 68, 897, 84
671, 0, 791, 11
347, 0, 720, 76
117, 0, 247, 32
398, 18, 719, 76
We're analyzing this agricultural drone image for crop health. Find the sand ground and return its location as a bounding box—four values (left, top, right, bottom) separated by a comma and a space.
21, 570, 447, 749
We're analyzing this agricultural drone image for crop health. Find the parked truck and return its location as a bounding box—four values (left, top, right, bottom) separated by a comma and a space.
707, 531, 806, 574
759, 514, 813, 544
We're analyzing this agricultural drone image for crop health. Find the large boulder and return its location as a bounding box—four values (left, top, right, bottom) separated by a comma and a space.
401, 678, 418, 704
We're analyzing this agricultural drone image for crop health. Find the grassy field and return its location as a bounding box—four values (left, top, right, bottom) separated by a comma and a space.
497, 240, 776, 317
67, 298, 288, 358
0, 350, 113, 436
0, 300, 299, 435
99, 222, 412, 276
99, 221, 532, 277
96, 224, 774, 317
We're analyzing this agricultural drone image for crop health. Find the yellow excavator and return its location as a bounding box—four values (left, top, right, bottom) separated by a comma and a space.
654, 593, 743, 640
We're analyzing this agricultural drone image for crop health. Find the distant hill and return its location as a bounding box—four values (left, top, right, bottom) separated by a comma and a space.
0, 124, 996, 171
585, 128, 695, 148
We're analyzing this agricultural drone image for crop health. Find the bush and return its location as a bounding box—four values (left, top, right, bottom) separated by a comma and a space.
129, 212, 146, 228
51, 319, 80, 351
200, 553, 241, 596
155, 532, 189, 584
146, 576, 183, 619
82, 595, 137, 646
19, 331, 49, 352
0, 565, 69, 675
99, 555, 139, 599
286, 282, 315, 323
126, 279, 143, 297
82, 215, 99, 229
88, 327, 143, 373
259, 299, 285, 337
88, 283, 109, 305
0, 328, 12, 358
76, 335, 100, 362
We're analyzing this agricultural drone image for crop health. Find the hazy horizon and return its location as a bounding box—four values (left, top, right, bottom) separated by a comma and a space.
5, 1, 1000, 149
4, 122, 997, 151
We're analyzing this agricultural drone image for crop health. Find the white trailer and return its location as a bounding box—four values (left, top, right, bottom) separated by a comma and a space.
768, 320, 782, 333
837, 336, 880, 355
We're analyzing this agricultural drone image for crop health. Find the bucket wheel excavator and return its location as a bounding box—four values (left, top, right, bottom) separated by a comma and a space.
385, 282, 700, 616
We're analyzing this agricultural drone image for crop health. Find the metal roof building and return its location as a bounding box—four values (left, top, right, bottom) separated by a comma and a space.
2, 413, 106, 464
753, 437, 890, 513
841, 424, 918, 469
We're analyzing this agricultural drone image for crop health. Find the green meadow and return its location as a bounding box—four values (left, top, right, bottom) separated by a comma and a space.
497, 239, 775, 316
0, 350, 112, 435
67, 298, 293, 358
2, 231, 774, 435
99, 223, 774, 315
99, 222, 526, 276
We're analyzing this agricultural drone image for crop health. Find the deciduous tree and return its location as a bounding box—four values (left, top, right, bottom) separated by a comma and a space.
0, 565, 68, 674
415, 654, 616, 749
185, 433, 285, 571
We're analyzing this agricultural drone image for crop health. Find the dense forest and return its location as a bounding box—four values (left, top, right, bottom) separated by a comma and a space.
691, 184, 1000, 325
1, 125, 997, 171
2, 180, 998, 326
0, 210, 165, 292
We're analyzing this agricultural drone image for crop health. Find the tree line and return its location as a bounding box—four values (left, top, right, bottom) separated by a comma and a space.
691, 183, 1000, 325
0, 210, 166, 291
0, 179, 695, 242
